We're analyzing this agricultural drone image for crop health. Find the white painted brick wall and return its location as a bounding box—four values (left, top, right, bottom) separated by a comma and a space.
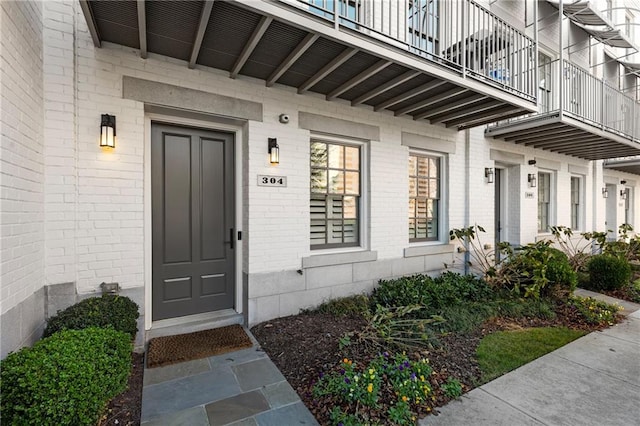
4, 0, 637, 323
0, 0, 45, 315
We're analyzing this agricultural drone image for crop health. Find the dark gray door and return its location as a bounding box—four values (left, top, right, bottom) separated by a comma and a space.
152, 123, 235, 321
494, 168, 502, 262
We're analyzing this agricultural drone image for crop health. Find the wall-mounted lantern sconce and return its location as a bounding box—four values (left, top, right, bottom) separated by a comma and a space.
621, 180, 627, 185
268, 138, 279, 165
602, 187, 609, 198
528, 159, 537, 166
484, 167, 494, 183
621, 190, 628, 200
528, 173, 537, 188
100, 114, 116, 148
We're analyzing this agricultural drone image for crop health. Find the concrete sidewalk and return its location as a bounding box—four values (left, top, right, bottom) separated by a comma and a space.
421, 297, 640, 426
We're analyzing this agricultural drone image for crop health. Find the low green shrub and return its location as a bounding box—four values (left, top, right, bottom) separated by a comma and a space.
0, 327, 132, 425
44, 294, 139, 339
371, 272, 492, 311
499, 242, 577, 299
586, 255, 631, 291
441, 377, 463, 399
313, 294, 371, 317
493, 297, 556, 320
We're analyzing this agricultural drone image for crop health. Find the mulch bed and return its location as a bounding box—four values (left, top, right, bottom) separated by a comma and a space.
251, 302, 618, 425
100, 352, 144, 426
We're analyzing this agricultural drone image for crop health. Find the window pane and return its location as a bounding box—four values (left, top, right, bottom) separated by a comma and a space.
344, 196, 357, 219
409, 178, 417, 197
409, 198, 416, 218
417, 199, 427, 218
429, 158, 438, 177
310, 196, 326, 220
311, 142, 327, 167
328, 144, 344, 169
330, 196, 343, 218
344, 219, 358, 244
310, 219, 326, 246
329, 220, 343, 244
409, 218, 416, 239
311, 169, 327, 193
408, 155, 417, 176
429, 178, 439, 199
427, 219, 437, 238
417, 178, 429, 197
416, 218, 427, 239
328, 170, 344, 194
417, 157, 429, 177
345, 172, 359, 195
345, 146, 359, 170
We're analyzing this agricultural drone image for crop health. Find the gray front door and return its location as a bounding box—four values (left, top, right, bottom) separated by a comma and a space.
151, 123, 235, 321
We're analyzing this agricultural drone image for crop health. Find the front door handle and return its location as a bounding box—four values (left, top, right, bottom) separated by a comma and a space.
225, 228, 234, 249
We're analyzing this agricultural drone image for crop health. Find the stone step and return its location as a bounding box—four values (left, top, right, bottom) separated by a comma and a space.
146, 309, 244, 342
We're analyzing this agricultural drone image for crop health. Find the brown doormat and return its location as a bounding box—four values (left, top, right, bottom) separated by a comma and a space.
146, 324, 253, 368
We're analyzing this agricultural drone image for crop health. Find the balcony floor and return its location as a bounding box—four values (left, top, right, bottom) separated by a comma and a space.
82, 0, 534, 129
485, 112, 640, 160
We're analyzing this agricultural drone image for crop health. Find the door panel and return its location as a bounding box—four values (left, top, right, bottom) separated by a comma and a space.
152, 124, 235, 321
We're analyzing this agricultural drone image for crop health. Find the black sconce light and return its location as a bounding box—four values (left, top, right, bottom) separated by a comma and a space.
528, 173, 537, 188
100, 114, 116, 148
528, 160, 537, 165
268, 138, 279, 165
602, 187, 609, 198
485, 168, 494, 183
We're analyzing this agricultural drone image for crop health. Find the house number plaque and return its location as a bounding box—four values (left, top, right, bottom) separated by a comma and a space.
257, 175, 287, 187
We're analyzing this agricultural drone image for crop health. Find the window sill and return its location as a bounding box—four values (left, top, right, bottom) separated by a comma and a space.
302, 250, 378, 268
404, 244, 455, 258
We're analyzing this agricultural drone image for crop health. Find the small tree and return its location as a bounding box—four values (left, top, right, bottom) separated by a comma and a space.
449, 225, 512, 283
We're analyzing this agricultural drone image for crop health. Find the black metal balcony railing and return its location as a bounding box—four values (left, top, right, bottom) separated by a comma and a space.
291, 0, 537, 102
491, 59, 639, 142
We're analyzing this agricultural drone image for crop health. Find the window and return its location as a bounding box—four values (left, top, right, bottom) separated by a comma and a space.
407, 0, 439, 55
538, 52, 553, 113
570, 176, 581, 230
308, 0, 360, 26
538, 172, 551, 232
624, 188, 632, 225
310, 140, 361, 249
409, 153, 440, 241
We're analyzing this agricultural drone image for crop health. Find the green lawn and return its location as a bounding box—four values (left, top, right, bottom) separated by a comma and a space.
476, 327, 586, 383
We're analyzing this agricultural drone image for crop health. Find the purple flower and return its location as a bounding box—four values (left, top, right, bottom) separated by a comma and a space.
383, 352, 389, 358
410, 373, 417, 380
319, 372, 324, 379
399, 365, 404, 371
340, 369, 345, 375
404, 361, 410, 368
338, 423, 344, 426
345, 378, 351, 384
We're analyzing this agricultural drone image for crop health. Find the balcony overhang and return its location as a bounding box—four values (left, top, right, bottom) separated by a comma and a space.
485, 113, 640, 160
604, 158, 640, 175
79, 0, 535, 130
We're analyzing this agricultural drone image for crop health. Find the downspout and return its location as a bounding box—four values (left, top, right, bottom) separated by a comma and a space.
464, 129, 470, 275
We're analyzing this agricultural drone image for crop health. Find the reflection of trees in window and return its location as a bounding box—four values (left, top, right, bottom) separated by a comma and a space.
310, 141, 360, 249
409, 154, 439, 241
407, 0, 439, 55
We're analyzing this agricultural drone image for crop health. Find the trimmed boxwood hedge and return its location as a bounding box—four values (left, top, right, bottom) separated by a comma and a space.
0, 327, 132, 425
587, 255, 632, 291
43, 294, 139, 339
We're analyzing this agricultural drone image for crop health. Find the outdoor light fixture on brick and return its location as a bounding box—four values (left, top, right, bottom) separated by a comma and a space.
268, 138, 279, 164
484, 167, 494, 183
528, 173, 537, 188
100, 114, 116, 148
602, 187, 609, 198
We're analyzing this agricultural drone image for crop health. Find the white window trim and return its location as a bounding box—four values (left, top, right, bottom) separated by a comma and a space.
309, 133, 370, 255
407, 149, 448, 247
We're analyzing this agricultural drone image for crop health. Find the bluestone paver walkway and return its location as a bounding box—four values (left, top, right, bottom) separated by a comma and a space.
420, 292, 640, 426
141, 330, 318, 426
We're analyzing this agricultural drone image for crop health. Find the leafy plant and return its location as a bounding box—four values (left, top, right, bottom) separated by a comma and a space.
44, 294, 139, 339
441, 377, 463, 398
498, 241, 577, 299
550, 226, 594, 271
356, 305, 445, 350
449, 225, 512, 279
586, 255, 631, 291
0, 327, 132, 425
313, 353, 433, 426
569, 296, 621, 325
